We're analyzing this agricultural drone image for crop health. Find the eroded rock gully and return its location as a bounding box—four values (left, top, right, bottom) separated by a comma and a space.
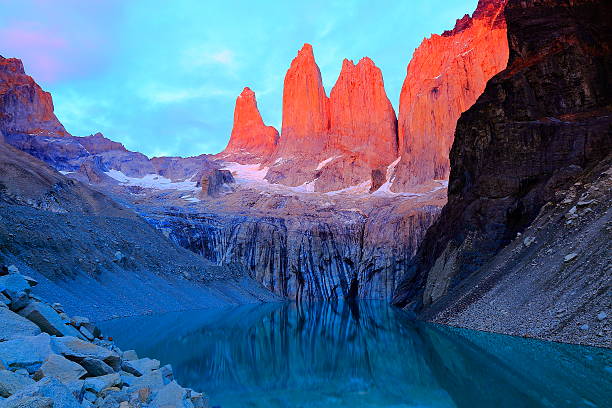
139, 194, 442, 301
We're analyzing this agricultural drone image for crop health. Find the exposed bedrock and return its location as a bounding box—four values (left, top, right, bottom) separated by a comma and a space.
141, 200, 441, 301
393, 0, 612, 346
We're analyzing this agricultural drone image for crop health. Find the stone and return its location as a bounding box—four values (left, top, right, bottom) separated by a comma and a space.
121, 350, 138, 361
17, 302, 82, 338
597, 312, 607, 321
21, 277, 37, 288
113, 251, 124, 262
0, 334, 52, 373
160, 364, 173, 385
564, 253, 578, 263
580, 324, 590, 331
79, 326, 94, 341
523, 237, 535, 247
149, 381, 193, 408
0, 396, 54, 408
7, 266, 19, 275
50, 303, 64, 314
6, 291, 30, 312
0, 307, 41, 341
0, 292, 10, 307
79, 358, 114, 377
393, 0, 508, 189
34, 354, 86, 383
0, 370, 35, 397
220, 87, 279, 161
70, 316, 89, 327
0, 275, 30, 295
50, 336, 120, 367
190, 392, 208, 408
121, 358, 160, 377
1, 378, 81, 408
82, 373, 121, 394
122, 369, 164, 391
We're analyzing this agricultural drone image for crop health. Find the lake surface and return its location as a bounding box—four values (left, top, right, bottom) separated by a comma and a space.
99, 301, 612, 408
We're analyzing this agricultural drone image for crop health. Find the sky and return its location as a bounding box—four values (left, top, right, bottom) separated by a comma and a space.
0, 0, 478, 158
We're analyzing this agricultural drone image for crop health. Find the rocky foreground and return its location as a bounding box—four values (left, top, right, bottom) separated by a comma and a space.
0, 265, 207, 408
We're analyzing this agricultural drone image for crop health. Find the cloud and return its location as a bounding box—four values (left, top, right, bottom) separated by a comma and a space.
181, 46, 238, 71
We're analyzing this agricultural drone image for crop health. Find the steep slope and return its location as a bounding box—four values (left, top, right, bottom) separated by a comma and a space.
393, 0, 612, 347
218, 87, 279, 162
0, 56, 68, 138
392, 0, 508, 190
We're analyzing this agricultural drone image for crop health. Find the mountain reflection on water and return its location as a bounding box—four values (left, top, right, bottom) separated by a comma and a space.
99, 302, 612, 408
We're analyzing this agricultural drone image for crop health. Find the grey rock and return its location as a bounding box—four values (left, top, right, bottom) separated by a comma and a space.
190, 391, 208, 408
17, 303, 82, 338
523, 236, 535, 247
6, 292, 29, 312
0, 275, 30, 295
121, 350, 138, 361
34, 354, 86, 383
79, 358, 114, 377
0, 396, 53, 408
50, 336, 120, 367
150, 381, 193, 408
0, 293, 10, 307
80, 322, 101, 339
0, 308, 40, 341
580, 324, 590, 331
20, 277, 37, 288
597, 311, 607, 320
0, 334, 52, 373
69, 316, 89, 327
50, 303, 64, 314
1, 378, 81, 408
121, 358, 160, 377
122, 369, 164, 391
79, 326, 94, 341
0, 370, 35, 398
113, 251, 124, 262
82, 373, 121, 394
160, 364, 173, 385
564, 253, 578, 263
6, 266, 19, 275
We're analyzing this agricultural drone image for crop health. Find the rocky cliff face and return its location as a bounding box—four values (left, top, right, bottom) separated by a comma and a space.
141, 193, 442, 301
219, 87, 279, 162
392, 0, 508, 190
0, 56, 68, 139
265, 46, 399, 192
393, 0, 612, 345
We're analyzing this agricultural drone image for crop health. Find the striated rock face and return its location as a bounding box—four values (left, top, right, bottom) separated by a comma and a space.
392, 0, 508, 190
393, 0, 612, 315
0, 56, 69, 139
200, 169, 235, 197
275, 44, 329, 159
220, 87, 279, 162
142, 193, 443, 301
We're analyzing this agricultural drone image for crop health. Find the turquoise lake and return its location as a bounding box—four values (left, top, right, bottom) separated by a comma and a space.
99, 302, 612, 408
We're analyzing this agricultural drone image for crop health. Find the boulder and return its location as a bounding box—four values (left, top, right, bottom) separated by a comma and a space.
70, 316, 89, 327
7, 266, 19, 275
0, 334, 52, 373
21, 277, 37, 288
0, 370, 35, 397
160, 364, 173, 385
79, 326, 94, 341
6, 291, 29, 312
121, 350, 138, 361
122, 369, 164, 391
0, 275, 30, 294
79, 358, 114, 377
149, 381, 193, 408
121, 358, 160, 377
82, 373, 121, 394
0, 307, 41, 341
50, 336, 120, 368
0, 292, 11, 307
17, 303, 83, 338
34, 354, 86, 383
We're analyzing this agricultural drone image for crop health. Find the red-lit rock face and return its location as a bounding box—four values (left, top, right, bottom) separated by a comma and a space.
275, 43, 330, 158
0, 56, 69, 138
392, 0, 508, 190
328, 57, 398, 170
222, 87, 279, 161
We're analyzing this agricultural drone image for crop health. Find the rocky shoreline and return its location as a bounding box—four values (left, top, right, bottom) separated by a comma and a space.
0, 265, 207, 408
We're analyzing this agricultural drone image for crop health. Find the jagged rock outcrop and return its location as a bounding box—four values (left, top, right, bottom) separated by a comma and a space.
265, 46, 399, 192
393, 0, 612, 346
0, 56, 69, 139
200, 169, 235, 197
392, 0, 509, 190
219, 87, 279, 162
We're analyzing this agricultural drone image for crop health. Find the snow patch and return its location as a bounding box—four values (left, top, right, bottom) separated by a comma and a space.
325, 181, 372, 196
105, 169, 197, 191
372, 157, 401, 195
222, 162, 270, 186
315, 155, 342, 171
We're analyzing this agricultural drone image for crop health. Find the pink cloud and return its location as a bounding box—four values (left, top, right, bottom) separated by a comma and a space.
0, 23, 69, 83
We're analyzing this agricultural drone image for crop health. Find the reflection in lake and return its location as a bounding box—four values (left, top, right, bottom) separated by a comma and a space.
99, 302, 612, 408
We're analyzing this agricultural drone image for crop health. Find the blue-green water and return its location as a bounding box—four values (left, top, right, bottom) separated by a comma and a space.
99, 302, 612, 408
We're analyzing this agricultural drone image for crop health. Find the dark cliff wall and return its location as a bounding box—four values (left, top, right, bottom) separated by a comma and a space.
393, 0, 612, 310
